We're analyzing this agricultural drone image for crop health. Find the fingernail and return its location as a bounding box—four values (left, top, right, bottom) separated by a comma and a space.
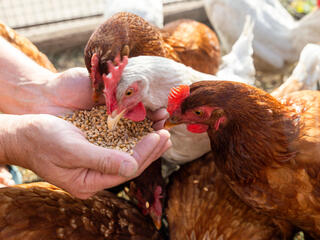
119, 160, 137, 177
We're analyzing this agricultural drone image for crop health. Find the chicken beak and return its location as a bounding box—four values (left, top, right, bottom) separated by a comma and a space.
164, 119, 179, 129
152, 216, 162, 230
107, 109, 126, 130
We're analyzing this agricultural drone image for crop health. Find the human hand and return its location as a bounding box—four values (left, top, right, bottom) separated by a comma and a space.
2, 114, 171, 199
43, 68, 105, 115
148, 108, 169, 130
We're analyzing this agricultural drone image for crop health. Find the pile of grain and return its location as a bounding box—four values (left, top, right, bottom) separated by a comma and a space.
61, 106, 154, 154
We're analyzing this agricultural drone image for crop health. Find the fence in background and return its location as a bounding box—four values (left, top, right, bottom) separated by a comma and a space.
0, 0, 199, 30
0, 0, 204, 51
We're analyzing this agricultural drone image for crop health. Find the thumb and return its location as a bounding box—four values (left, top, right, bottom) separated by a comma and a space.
76, 142, 139, 177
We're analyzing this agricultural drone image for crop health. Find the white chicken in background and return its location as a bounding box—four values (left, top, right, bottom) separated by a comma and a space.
107, 17, 255, 165
216, 15, 255, 83
271, 43, 320, 98
203, 0, 320, 72
103, 0, 163, 28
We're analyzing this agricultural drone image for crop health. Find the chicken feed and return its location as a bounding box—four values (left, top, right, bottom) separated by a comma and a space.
61, 106, 154, 154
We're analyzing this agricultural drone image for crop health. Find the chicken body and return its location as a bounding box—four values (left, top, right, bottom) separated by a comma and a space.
272, 43, 320, 99
0, 22, 56, 72
166, 81, 320, 238
107, 17, 255, 164
85, 12, 220, 75
84, 12, 220, 100
0, 182, 162, 240
166, 152, 283, 240
203, 0, 320, 72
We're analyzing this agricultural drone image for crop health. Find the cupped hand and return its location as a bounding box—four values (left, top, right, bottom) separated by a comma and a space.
4, 114, 171, 199
43, 68, 105, 115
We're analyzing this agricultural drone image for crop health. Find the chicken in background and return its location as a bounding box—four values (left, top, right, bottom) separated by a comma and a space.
165, 80, 320, 238
84, 12, 220, 101
105, 17, 255, 165
166, 152, 286, 240
272, 43, 320, 98
203, 0, 320, 73
125, 159, 166, 231
103, 0, 164, 28
0, 22, 56, 72
0, 182, 162, 240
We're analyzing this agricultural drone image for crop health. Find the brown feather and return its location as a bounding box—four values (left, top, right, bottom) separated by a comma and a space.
0, 182, 162, 240
84, 12, 220, 79
0, 21, 57, 72
166, 152, 285, 240
176, 81, 320, 238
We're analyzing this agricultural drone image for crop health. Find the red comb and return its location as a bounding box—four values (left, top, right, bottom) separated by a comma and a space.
103, 53, 128, 114
318, 0, 320, 8
167, 85, 190, 115
90, 53, 102, 102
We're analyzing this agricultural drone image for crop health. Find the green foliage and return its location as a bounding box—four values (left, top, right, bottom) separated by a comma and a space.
281, 0, 317, 18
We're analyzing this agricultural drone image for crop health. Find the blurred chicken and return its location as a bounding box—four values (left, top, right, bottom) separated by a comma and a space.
166, 152, 285, 240
203, 0, 320, 72
165, 80, 320, 238
272, 43, 320, 98
84, 12, 220, 101
0, 22, 56, 72
0, 182, 162, 240
104, 0, 163, 28
105, 17, 255, 164
125, 160, 166, 230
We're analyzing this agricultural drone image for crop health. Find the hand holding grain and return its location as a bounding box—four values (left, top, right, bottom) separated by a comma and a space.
0, 113, 171, 199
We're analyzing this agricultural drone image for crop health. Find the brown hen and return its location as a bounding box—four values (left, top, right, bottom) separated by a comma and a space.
0, 22, 56, 72
0, 182, 162, 240
166, 152, 283, 240
165, 81, 320, 239
84, 12, 220, 101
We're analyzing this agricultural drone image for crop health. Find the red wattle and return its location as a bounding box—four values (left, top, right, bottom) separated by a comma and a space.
125, 102, 146, 121
214, 116, 227, 131
187, 124, 208, 133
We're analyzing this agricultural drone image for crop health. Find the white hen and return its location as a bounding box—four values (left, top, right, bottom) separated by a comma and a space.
203, 0, 320, 72
103, 0, 163, 27
115, 17, 255, 164
271, 43, 320, 98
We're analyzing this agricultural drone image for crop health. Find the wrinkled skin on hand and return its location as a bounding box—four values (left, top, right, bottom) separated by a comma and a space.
3, 113, 171, 199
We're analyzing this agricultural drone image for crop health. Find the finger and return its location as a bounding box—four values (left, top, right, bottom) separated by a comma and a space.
69, 133, 171, 199
131, 130, 170, 172
74, 142, 138, 178
147, 108, 169, 122
134, 130, 171, 176
131, 132, 161, 166
152, 119, 166, 130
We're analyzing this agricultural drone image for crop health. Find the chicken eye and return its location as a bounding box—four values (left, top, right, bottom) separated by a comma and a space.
125, 88, 134, 96
194, 109, 204, 116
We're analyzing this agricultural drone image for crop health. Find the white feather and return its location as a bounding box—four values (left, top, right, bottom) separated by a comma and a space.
272, 43, 320, 98
203, 0, 320, 72
217, 15, 255, 85
119, 21, 255, 164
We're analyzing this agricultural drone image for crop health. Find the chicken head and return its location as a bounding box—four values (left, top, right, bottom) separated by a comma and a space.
165, 83, 227, 133
105, 56, 147, 130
